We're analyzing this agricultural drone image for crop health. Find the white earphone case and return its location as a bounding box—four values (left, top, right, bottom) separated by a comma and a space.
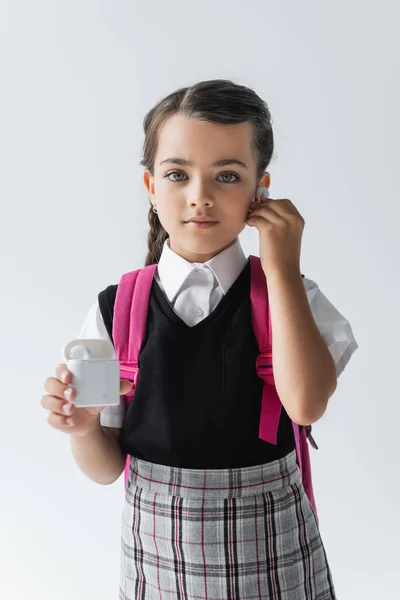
62, 339, 121, 407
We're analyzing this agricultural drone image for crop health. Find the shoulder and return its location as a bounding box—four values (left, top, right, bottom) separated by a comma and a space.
301, 275, 319, 295
97, 284, 118, 345
300, 275, 359, 377
301, 274, 342, 316
76, 284, 119, 345
98, 284, 118, 319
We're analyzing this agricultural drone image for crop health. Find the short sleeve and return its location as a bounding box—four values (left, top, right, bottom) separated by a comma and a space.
303, 277, 359, 378
77, 300, 125, 428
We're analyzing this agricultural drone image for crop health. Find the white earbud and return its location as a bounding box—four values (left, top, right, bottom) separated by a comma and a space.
256, 185, 270, 200
70, 345, 92, 360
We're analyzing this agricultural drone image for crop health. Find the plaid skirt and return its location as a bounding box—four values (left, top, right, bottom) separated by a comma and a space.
120, 449, 336, 600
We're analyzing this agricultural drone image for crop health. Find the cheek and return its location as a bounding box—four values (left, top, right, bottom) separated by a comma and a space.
225, 200, 253, 221
157, 202, 184, 231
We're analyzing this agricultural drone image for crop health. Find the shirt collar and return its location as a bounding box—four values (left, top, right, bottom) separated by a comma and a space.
156, 237, 248, 303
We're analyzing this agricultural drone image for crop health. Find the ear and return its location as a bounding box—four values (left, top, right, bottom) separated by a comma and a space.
142, 170, 155, 198
256, 172, 271, 200
258, 172, 270, 189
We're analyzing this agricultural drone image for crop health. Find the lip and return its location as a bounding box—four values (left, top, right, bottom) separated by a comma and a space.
185, 216, 218, 223
184, 216, 219, 229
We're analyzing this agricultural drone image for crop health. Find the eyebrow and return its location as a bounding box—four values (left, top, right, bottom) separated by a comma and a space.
160, 157, 248, 169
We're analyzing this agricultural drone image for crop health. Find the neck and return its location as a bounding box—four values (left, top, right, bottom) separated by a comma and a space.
167, 237, 238, 263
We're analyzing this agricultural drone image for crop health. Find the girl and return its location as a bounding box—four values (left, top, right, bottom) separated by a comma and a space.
43, 79, 358, 599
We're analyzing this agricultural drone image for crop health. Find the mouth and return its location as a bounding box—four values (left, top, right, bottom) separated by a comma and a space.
184, 216, 219, 229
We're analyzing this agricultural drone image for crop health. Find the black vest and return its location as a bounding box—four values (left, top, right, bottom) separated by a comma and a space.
99, 261, 302, 469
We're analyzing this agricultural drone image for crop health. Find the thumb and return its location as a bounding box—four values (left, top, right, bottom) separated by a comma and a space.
120, 379, 134, 395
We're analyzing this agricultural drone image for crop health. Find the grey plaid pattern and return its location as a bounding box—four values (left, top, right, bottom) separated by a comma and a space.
120, 450, 336, 599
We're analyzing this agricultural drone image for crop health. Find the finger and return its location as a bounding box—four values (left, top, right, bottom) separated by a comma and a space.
250, 198, 291, 219
278, 198, 302, 215
249, 199, 278, 211
41, 393, 75, 417
247, 206, 284, 225
55, 363, 71, 385
44, 376, 76, 402
47, 411, 75, 431
120, 379, 134, 395
246, 215, 271, 228
259, 198, 303, 221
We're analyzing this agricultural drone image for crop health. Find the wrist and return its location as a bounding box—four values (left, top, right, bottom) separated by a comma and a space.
69, 415, 102, 439
264, 263, 302, 281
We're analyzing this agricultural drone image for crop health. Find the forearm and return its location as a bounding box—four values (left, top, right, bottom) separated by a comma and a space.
267, 266, 337, 425
69, 420, 126, 485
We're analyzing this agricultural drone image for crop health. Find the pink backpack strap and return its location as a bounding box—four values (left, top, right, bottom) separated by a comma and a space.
249, 255, 282, 445
113, 264, 157, 488
249, 255, 318, 522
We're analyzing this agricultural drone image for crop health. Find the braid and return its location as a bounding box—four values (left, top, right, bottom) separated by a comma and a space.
145, 206, 169, 266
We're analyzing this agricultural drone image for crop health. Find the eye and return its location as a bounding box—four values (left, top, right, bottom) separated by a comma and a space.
217, 172, 240, 183
164, 171, 241, 183
165, 171, 187, 182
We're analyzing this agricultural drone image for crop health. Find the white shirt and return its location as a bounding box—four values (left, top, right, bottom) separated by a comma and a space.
77, 237, 358, 428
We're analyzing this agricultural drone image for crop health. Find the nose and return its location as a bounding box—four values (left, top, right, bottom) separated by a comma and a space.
186, 182, 215, 209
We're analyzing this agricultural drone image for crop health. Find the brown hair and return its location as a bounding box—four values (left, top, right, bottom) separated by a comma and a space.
140, 79, 275, 266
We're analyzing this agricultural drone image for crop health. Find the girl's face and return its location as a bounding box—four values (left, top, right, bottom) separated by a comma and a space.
143, 113, 270, 263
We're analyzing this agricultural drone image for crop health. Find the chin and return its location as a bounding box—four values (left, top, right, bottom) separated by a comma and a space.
183, 235, 236, 256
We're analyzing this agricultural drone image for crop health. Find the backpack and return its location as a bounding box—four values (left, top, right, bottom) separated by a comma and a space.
112, 255, 319, 522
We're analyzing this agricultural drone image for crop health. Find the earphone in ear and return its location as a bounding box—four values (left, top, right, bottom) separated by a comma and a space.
256, 185, 270, 200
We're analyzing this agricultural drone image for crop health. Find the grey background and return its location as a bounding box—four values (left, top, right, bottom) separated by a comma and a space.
1, 1, 398, 598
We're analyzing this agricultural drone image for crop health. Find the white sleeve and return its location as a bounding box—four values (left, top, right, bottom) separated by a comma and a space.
303, 277, 359, 378
76, 299, 126, 428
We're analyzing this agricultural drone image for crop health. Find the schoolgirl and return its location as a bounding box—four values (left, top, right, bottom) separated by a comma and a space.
48, 79, 358, 599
